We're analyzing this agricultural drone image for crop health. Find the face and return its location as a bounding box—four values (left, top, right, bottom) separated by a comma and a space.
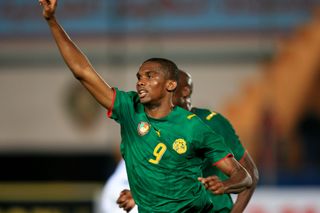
136, 61, 169, 104
173, 83, 188, 109
173, 71, 192, 110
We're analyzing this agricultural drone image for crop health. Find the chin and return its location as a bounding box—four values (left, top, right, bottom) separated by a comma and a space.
139, 98, 149, 104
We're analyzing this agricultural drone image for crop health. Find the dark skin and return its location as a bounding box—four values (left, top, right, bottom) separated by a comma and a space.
117, 189, 135, 212
39, 1, 252, 212
136, 64, 177, 117
38, 0, 176, 119
117, 71, 256, 212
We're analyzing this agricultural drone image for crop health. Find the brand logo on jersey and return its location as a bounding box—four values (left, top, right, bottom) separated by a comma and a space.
173, 138, 187, 154
137, 121, 150, 136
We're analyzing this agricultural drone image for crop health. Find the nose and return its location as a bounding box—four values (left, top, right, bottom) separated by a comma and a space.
137, 78, 145, 86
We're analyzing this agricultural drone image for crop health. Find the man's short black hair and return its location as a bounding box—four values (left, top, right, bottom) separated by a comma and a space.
143, 58, 179, 82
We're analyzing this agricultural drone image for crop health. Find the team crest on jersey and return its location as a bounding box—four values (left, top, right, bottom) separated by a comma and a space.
173, 138, 187, 154
137, 121, 150, 136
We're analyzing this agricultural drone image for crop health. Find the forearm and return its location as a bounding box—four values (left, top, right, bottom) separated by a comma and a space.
230, 152, 259, 212
46, 16, 93, 79
231, 182, 256, 213
45, 16, 114, 109
39, 0, 113, 109
206, 157, 252, 194
222, 166, 252, 194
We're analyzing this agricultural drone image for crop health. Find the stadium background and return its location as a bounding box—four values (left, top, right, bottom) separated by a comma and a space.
0, 0, 320, 212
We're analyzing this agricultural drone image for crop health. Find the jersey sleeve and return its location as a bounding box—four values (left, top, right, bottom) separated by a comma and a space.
194, 123, 233, 165
207, 114, 245, 161
107, 88, 135, 124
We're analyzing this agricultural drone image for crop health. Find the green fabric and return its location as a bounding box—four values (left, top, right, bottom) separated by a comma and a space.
109, 88, 231, 213
192, 107, 246, 212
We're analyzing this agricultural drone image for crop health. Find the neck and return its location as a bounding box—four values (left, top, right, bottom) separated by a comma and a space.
185, 97, 193, 111
145, 101, 174, 119
186, 103, 193, 111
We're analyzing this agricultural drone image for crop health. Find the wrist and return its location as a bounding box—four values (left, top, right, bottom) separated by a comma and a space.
45, 16, 52, 21
43, 11, 55, 21
44, 15, 54, 21
221, 182, 228, 194
45, 15, 57, 25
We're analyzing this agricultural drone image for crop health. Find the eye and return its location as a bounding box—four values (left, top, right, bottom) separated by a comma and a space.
136, 74, 141, 80
147, 72, 155, 79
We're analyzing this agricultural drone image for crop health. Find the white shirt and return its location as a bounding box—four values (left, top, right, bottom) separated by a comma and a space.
97, 159, 138, 213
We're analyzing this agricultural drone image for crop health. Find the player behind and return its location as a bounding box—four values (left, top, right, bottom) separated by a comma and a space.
39, 1, 252, 212
174, 70, 259, 212
116, 70, 259, 213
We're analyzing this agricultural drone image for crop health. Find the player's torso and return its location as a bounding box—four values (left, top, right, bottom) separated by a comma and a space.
120, 106, 211, 212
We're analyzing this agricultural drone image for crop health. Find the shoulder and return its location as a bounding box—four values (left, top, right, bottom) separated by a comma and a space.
175, 107, 214, 134
114, 88, 138, 99
192, 107, 219, 121
192, 108, 239, 136
193, 107, 231, 124
113, 88, 140, 105
176, 106, 203, 123
110, 88, 141, 119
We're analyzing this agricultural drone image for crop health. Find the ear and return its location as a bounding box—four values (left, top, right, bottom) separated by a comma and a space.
182, 86, 191, 97
167, 80, 177, 92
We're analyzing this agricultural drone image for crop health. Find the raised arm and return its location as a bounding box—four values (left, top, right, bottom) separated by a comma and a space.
198, 156, 252, 194
39, 0, 114, 110
230, 152, 259, 213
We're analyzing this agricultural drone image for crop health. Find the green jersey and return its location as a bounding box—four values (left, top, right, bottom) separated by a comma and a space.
109, 88, 232, 213
191, 107, 246, 212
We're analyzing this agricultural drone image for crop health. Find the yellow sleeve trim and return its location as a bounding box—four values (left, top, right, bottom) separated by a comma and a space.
187, 114, 196, 119
206, 112, 217, 120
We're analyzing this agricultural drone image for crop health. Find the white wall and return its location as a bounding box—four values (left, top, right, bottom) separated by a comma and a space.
0, 63, 260, 153
0, 37, 269, 153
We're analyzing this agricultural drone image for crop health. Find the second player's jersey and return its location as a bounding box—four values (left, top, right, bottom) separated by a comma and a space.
192, 107, 246, 212
108, 88, 232, 213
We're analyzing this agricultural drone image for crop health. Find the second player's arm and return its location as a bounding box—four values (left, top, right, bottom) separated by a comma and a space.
40, 0, 114, 110
199, 157, 252, 194
231, 152, 259, 213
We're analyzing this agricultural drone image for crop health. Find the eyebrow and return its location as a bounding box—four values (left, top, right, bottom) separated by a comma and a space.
136, 70, 158, 78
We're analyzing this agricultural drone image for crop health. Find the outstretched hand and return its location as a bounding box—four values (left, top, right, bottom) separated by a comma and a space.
39, 0, 57, 20
198, 175, 226, 195
116, 189, 136, 212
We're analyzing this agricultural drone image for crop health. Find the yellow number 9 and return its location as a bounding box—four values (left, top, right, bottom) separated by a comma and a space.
149, 143, 167, 164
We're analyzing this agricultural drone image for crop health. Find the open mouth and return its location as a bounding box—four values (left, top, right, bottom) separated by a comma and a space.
138, 89, 148, 99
